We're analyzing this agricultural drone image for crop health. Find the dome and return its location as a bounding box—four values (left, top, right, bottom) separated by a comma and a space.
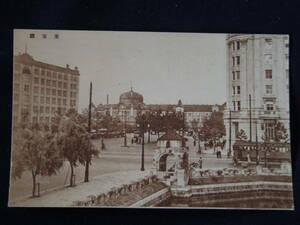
119, 89, 143, 106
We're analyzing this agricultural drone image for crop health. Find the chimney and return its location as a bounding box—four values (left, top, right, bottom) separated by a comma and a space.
66, 64, 69, 68
106, 94, 109, 105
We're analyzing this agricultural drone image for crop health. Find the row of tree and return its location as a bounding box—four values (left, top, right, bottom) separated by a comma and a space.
11, 109, 99, 197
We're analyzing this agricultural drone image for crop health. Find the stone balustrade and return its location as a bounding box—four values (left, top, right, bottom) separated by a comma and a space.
72, 175, 158, 206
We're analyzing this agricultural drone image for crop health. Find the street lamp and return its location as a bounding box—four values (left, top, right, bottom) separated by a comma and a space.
137, 114, 150, 171
121, 105, 128, 147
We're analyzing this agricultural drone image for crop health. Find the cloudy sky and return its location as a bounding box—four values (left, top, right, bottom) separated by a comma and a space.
14, 30, 227, 111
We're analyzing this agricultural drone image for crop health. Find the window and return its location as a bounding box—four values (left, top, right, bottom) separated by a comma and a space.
41, 88, 45, 95
266, 85, 273, 94
46, 97, 50, 104
46, 107, 50, 113
52, 98, 56, 104
40, 106, 44, 113
52, 72, 57, 79
58, 98, 61, 105
58, 81, 62, 88
236, 71, 240, 80
266, 103, 274, 111
284, 38, 289, 48
236, 56, 240, 65
46, 80, 51, 86
29, 33, 35, 38
52, 89, 56, 96
46, 88, 51, 95
33, 106, 38, 113
233, 101, 236, 111
34, 96, 39, 104
14, 83, 20, 92
24, 85, 30, 92
54, 34, 59, 39
41, 79, 45, 85
265, 38, 272, 49
14, 63, 21, 71
58, 90, 62, 96
232, 42, 235, 51
64, 74, 68, 80
63, 91, 67, 97
34, 77, 39, 84
34, 68, 39, 75
63, 99, 67, 105
40, 97, 44, 104
47, 71, 51, 78
41, 70, 45, 76
265, 70, 272, 79
33, 86, 39, 93
237, 41, 240, 50
264, 54, 272, 64
237, 101, 241, 111
232, 86, 236, 95
63, 82, 67, 89
237, 86, 240, 94
232, 57, 235, 66
42, 34, 47, 39
232, 71, 235, 80
52, 80, 56, 87
58, 73, 62, 79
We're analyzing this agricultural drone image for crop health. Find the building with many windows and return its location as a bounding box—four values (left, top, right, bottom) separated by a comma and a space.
13, 53, 80, 125
224, 34, 289, 151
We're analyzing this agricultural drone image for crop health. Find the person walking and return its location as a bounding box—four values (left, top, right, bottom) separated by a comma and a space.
198, 156, 203, 169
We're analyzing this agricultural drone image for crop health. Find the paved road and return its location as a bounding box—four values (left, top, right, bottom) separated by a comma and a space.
8, 133, 232, 202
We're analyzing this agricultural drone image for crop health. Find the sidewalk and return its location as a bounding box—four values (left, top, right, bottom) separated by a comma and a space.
9, 170, 151, 207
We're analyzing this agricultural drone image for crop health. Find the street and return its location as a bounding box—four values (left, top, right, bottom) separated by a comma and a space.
8, 133, 232, 202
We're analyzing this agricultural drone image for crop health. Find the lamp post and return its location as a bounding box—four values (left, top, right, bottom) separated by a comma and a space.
137, 114, 150, 171
121, 105, 128, 147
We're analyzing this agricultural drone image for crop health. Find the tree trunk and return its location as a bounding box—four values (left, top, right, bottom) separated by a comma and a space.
84, 160, 90, 182
31, 170, 36, 197
69, 161, 74, 187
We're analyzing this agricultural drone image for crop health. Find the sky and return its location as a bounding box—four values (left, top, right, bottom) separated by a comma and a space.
14, 30, 227, 111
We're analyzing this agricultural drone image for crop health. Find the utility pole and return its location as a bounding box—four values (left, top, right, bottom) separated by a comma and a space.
228, 110, 232, 158
85, 82, 92, 182
249, 94, 252, 142
255, 121, 259, 165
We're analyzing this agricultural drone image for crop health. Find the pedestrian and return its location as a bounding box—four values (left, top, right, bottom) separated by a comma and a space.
198, 157, 203, 169
131, 138, 134, 144
193, 140, 196, 146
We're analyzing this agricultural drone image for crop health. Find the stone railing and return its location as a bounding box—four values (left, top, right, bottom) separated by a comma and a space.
190, 167, 257, 179
72, 175, 159, 206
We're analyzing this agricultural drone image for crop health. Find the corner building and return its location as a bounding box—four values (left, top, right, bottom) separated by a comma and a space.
13, 53, 80, 125
224, 34, 289, 150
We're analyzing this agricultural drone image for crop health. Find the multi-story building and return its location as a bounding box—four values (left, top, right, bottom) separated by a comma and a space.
224, 34, 289, 150
13, 52, 80, 125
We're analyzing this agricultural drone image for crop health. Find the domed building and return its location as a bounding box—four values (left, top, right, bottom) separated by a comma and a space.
119, 88, 144, 106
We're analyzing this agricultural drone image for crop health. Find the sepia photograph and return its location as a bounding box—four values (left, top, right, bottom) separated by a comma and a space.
9, 30, 293, 209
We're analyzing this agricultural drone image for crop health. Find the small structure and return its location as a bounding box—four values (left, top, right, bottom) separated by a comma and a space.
152, 130, 189, 187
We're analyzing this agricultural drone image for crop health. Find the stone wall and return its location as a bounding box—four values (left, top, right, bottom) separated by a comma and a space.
72, 175, 159, 207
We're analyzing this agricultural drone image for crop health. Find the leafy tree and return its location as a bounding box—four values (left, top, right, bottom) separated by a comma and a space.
236, 129, 248, 141
199, 111, 226, 149
11, 124, 63, 197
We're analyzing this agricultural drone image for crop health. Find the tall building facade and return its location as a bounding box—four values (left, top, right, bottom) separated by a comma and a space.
13, 53, 80, 125
224, 34, 289, 149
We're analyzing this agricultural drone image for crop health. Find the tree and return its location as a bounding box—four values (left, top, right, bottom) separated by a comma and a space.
11, 124, 63, 197
274, 122, 289, 143
199, 111, 226, 150
236, 129, 248, 141
57, 110, 99, 185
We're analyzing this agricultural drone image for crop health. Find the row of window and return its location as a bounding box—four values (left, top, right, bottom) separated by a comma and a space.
34, 77, 77, 89
14, 64, 78, 81
33, 105, 68, 114
34, 96, 70, 105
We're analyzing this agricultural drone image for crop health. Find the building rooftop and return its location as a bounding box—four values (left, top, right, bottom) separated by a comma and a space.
14, 53, 80, 75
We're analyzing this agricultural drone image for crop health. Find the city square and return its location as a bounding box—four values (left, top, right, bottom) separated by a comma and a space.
9, 30, 293, 209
